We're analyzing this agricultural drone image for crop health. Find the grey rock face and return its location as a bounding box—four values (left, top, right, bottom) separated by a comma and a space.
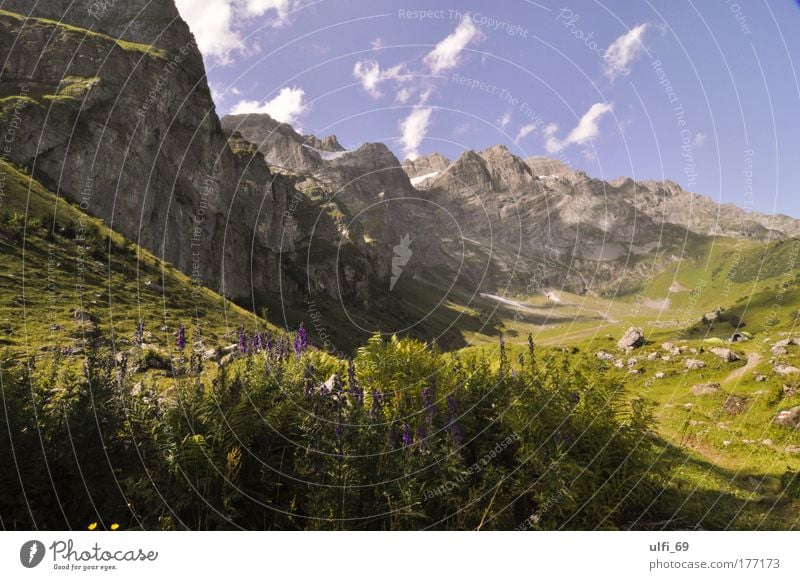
402, 152, 450, 179
0, 1, 376, 306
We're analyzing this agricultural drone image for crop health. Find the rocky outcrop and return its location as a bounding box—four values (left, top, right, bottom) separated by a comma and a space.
402, 152, 450, 179
221, 113, 324, 172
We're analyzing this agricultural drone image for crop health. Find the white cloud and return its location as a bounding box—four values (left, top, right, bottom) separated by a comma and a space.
242, 0, 292, 18
400, 107, 433, 160
545, 103, 613, 153
514, 123, 537, 143
230, 87, 308, 125
693, 132, 707, 146
175, 0, 299, 64
353, 60, 407, 99
395, 87, 412, 104
424, 16, 483, 74
603, 24, 648, 81
498, 112, 512, 128
353, 60, 383, 98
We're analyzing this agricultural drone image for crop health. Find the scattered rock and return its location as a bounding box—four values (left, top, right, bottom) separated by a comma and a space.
596, 350, 614, 361
722, 395, 749, 415
723, 440, 731, 447
661, 342, 675, 351
785, 445, 800, 454
774, 406, 800, 429
685, 359, 706, 370
617, 327, 645, 350
655, 372, 666, 380
647, 352, 659, 361
730, 332, 751, 342
775, 365, 800, 376
783, 384, 800, 397
754, 373, 768, 382
702, 309, 722, 323
762, 439, 773, 446
691, 382, 720, 396
72, 309, 97, 323
709, 347, 740, 362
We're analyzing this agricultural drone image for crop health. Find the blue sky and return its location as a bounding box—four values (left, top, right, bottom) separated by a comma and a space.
176, 0, 800, 218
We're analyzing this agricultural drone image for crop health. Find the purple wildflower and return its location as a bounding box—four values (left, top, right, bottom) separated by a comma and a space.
416, 424, 427, 451
401, 421, 414, 447
348, 359, 363, 405
370, 390, 383, 417
446, 394, 464, 445
177, 324, 186, 352
238, 325, 248, 354
422, 386, 434, 425
293, 323, 308, 354
134, 320, 144, 346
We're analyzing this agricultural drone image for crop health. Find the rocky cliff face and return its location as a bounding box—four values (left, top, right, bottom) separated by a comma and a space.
0, 0, 378, 307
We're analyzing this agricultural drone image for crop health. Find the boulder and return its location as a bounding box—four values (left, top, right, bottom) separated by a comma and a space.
691, 382, 720, 396
771, 338, 800, 355
709, 347, 740, 362
685, 359, 706, 370
774, 406, 800, 429
722, 395, 749, 415
617, 327, 645, 350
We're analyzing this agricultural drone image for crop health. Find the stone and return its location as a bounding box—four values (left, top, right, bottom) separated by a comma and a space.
775, 365, 800, 376
617, 327, 645, 350
709, 347, 740, 362
722, 395, 748, 415
774, 406, 800, 429
595, 350, 614, 361
691, 382, 720, 396
655, 372, 666, 380
685, 359, 706, 370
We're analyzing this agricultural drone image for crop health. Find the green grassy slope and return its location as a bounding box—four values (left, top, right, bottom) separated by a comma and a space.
0, 160, 273, 364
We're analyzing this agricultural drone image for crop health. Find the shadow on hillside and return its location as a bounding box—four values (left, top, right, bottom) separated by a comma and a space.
629, 437, 796, 530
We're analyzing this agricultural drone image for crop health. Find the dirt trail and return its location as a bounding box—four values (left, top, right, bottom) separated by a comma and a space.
724, 352, 763, 386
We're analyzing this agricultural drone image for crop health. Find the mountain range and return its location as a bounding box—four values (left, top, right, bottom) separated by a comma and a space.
1, 0, 798, 349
